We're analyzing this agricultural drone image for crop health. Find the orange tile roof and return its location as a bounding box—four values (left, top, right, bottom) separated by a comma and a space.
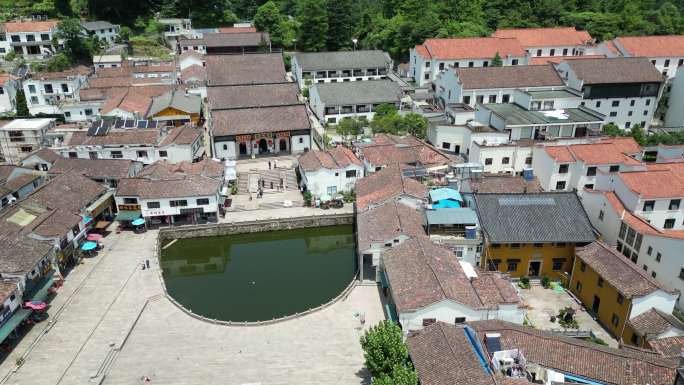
543, 138, 641, 165
415, 37, 526, 60
529, 54, 606, 65
4, 19, 58, 33
493, 27, 593, 48
218, 26, 257, 33
620, 169, 684, 199
616, 35, 684, 58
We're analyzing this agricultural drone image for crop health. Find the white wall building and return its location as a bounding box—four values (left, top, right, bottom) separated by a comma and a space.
4, 19, 62, 57
409, 37, 529, 87
665, 66, 684, 127
93, 54, 122, 70
0, 118, 54, 163
383, 238, 525, 332
532, 137, 643, 192
0, 74, 18, 115
23, 66, 91, 116
81, 21, 120, 45
611, 35, 684, 80
434, 64, 566, 108
297, 146, 364, 196
291, 50, 392, 90
556, 57, 664, 130
308, 80, 402, 125
582, 164, 684, 309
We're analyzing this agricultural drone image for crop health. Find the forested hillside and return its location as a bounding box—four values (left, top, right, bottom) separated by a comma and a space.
2, 0, 683, 59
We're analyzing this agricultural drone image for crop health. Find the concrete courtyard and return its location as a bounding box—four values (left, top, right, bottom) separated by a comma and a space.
0, 228, 384, 385
520, 285, 618, 347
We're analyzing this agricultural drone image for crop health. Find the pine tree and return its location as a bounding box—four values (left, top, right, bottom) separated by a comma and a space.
326, 0, 353, 50
296, 0, 328, 52
15, 89, 29, 117
491, 51, 503, 67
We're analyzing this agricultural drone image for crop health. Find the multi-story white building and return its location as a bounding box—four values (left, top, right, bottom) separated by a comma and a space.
291, 50, 392, 89
582, 162, 684, 309
0, 74, 18, 115
434, 64, 566, 108
23, 66, 91, 116
55, 123, 204, 165
492, 27, 593, 58
4, 19, 62, 57
158, 18, 192, 51
556, 57, 664, 130
115, 173, 221, 226
0, 118, 54, 163
308, 80, 402, 125
611, 35, 684, 80
297, 146, 364, 196
409, 37, 529, 87
81, 21, 120, 45
533, 137, 643, 192
93, 54, 122, 70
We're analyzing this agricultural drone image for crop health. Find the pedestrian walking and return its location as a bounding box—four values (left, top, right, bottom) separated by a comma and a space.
270, 181, 274, 189
273, 159, 278, 169
268, 160, 271, 170
146, 259, 150, 268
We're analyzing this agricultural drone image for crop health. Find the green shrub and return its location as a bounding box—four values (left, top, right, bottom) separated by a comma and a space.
518, 276, 530, 289
541, 275, 551, 289
303, 191, 312, 206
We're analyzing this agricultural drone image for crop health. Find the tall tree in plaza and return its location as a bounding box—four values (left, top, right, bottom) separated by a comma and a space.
359, 320, 409, 377
15, 90, 29, 117
296, 0, 328, 52
326, 0, 353, 50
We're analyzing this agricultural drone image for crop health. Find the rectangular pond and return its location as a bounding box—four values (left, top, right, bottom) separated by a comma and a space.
160, 225, 356, 322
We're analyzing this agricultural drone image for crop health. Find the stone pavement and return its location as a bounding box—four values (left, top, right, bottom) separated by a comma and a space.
521, 285, 618, 347
0, 223, 381, 385
223, 204, 353, 223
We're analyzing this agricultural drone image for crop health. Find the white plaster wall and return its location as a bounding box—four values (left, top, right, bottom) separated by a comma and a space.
630, 290, 678, 319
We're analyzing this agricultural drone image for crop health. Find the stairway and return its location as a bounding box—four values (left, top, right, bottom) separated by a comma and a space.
237, 169, 299, 194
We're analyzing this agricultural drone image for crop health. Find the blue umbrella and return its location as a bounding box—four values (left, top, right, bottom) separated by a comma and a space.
131, 218, 145, 226
81, 242, 97, 251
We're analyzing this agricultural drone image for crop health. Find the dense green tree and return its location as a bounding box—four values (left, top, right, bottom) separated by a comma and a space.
15, 89, 29, 117
359, 321, 409, 378
371, 364, 419, 385
57, 18, 92, 63
491, 52, 503, 66
326, 0, 354, 50
297, 0, 328, 52
336, 116, 366, 141
401, 113, 428, 139
254, 1, 288, 46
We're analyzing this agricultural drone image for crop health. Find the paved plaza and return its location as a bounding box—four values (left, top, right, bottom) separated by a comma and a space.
520, 285, 618, 347
0, 228, 384, 385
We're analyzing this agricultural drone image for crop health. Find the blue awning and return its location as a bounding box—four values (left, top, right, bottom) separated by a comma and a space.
429, 188, 462, 202
0, 308, 31, 344
380, 270, 389, 288
432, 200, 461, 208
384, 303, 398, 322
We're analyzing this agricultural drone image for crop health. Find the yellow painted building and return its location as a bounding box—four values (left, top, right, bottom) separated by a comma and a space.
474, 192, 596, 281
569, 241, 679, 343
147, 90, 202, 126
482, 242, 575, 280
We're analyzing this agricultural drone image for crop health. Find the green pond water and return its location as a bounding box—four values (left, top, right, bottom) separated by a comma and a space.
160, 225, 356, 322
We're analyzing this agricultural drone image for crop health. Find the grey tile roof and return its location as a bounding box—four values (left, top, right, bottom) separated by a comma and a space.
565, 57, 664, 84
50, 157, 136, 179
207, 83, 299, 110
628, 308, 684, 337
81, 20, 118, 31
203, 32, 269, 48
206, 54, 287, 86
147, 90, 202, 117
294, 50, 391, 71
474, 192, 596, 243
455, 64, 564, 90
425, 208, 478, 225
312, 80, 402, 106
211, 105, 310, 136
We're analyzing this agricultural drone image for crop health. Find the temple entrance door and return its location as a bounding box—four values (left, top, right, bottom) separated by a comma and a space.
279, 139, 287, 152
239, 142, 247, 155
259, 138, 268, 154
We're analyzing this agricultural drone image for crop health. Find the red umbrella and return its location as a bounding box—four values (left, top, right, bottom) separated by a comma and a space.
87, 234, 103, 241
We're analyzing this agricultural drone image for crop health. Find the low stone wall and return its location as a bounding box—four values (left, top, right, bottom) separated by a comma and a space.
155, 213, 358, 326
158, 213, 354, 241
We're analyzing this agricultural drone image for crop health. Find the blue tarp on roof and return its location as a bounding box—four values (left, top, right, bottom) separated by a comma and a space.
432, 200, 461, 209
429, 188, 463, 203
